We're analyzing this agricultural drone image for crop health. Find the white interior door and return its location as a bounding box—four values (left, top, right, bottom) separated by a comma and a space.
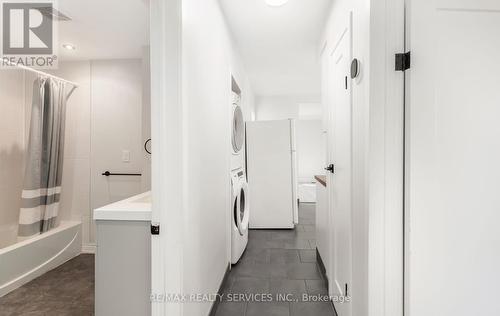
327, 16, 352, 316
407, 1, 500, 315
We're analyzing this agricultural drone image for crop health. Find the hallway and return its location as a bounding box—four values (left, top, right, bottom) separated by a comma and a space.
216, 203, 336, 316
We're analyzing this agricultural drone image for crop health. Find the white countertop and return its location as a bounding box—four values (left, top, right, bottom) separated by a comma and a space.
93, 191, 152, 221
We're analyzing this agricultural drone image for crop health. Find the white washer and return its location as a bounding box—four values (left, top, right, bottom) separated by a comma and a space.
231, 97, 245, 171
231, 168, 249, 264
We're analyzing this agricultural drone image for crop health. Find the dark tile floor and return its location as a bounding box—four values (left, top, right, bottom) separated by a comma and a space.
215, 203, 337, 316
0, 254, 94, 316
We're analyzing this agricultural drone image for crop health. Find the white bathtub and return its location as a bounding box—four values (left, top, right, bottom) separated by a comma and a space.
0, 221, 81, 297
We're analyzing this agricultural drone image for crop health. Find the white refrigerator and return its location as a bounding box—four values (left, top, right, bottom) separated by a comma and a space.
246, 119, 298, 229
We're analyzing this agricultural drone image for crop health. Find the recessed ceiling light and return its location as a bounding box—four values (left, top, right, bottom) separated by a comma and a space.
266, 0, 289, 7
62, 44, 76, 50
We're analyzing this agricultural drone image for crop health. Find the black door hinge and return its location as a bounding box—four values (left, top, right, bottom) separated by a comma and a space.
325, 164, 335, 174
151, 223, 160, 235
395, 51, 411, 71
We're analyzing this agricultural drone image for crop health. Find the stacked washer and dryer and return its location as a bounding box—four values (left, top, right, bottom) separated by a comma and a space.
230, 90, 250, 264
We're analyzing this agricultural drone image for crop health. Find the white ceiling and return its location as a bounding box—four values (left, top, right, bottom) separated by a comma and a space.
56, 0, 149, 61
54, 0, 329, 95
219, 0, 332, 97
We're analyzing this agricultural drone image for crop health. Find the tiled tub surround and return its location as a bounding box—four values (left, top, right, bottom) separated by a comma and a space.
216, 203, 336, 316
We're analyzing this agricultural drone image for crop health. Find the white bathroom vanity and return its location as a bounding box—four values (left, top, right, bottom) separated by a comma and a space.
93, 191, 152, 316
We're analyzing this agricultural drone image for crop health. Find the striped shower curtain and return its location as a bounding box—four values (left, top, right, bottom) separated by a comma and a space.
18, 77, 75, 238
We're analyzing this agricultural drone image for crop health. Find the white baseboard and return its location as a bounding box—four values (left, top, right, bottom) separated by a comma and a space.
81, 243, 96, 254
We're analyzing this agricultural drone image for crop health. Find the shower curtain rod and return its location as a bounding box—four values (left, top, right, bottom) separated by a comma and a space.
4, 61, 79, 87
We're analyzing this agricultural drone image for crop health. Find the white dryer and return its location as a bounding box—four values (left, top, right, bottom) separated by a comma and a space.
230, 168, 249, 264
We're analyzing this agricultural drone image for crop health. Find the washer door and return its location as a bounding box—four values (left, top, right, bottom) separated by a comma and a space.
235, 179, 249, 236
231, 175, 239, 230
231, 105, 245, 153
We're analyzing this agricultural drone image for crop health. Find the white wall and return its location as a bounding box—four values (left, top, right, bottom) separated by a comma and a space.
90, 59, 145, 240
255, 96, 324, 184
320, 0, 371, 315
255, 95, 320, 121
296, 120, 325, 183
182, 0, 254, 314
0, 70, 25, 248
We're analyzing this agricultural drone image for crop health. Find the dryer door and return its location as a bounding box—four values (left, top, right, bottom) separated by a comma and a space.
231, 105, 245, 154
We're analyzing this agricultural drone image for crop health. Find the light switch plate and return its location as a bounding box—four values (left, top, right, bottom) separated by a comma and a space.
122, 150, 130, 162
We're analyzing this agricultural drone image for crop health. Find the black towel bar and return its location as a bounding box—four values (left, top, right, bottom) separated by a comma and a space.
102, 171, 142, 177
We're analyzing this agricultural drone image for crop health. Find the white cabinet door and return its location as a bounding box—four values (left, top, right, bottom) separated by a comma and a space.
327, 15, 353, 316
408, 1, 500, 315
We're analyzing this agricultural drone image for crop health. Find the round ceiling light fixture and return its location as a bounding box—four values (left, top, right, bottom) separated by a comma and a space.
266, 0, 289, 7
62, 44, 76, 50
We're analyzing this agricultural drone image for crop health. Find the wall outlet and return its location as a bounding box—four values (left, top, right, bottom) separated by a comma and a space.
122, 150, 131, 162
